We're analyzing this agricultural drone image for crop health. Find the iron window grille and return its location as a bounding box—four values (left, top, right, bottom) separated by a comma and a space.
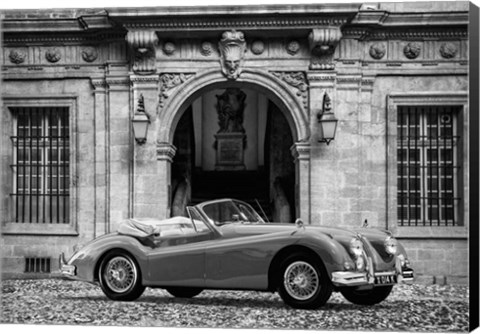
10, 107, 70, 224
397, 106, 462, 226
25, 257, 51, 273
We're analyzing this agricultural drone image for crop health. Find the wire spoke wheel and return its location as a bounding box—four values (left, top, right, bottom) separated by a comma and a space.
284, 261, 319, 300
104, 256, 137, 293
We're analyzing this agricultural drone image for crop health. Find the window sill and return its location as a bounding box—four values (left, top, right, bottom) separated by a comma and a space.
2, 222, 78, 236
393, 226, 468, 239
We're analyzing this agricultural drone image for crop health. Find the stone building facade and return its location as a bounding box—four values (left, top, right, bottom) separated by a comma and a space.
0, 2, 471, 283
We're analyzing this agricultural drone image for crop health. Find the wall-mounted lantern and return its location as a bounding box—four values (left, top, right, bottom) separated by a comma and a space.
132, 94, 150, 145
317, 92, 338, 145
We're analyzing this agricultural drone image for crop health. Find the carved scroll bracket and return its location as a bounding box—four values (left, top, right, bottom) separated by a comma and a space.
157, 73, 195, 113
271, 71, 309, 110
126, 30, 158, 75
308, 27, 343, 70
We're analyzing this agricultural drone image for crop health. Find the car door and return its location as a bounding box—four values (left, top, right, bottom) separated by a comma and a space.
146, 211, 216, 287
204, 230, 291, 290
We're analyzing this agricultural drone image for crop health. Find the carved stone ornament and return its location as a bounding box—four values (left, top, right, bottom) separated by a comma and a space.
45, 48, 61, 63
81, 46, 98, 62
439, 42, 457, 59
163, 42, 176, 56
272, 71, 308, 109
251, 40, 265, 55
308, 27, 342, 70
201, 41, 214, 56
126, 31, 159, 74
286, 40, 300, 55
158, 73, 194, 110
369, 43, 386, 60
9, 49, 26, 64
218, 30, 247, 80
403, 42, 421, 59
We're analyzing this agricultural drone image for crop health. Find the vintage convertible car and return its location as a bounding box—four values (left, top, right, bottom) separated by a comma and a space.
59, 198, 414, 309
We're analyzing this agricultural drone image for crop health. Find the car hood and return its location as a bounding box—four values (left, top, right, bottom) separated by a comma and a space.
218, 222, 389, 242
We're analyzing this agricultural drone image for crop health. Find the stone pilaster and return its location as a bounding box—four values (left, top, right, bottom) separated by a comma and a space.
290, 142, 311, 223
90, 78, 108, 238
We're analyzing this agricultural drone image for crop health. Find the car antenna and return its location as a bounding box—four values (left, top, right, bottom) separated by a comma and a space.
255, 198, 269, 223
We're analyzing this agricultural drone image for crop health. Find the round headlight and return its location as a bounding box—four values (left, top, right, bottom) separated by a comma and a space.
349, 238, 364, 257
384, 236, 398, 255
355, 257, 365, 271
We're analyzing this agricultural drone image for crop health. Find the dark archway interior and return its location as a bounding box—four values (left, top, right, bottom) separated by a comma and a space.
171, 92, 295, 222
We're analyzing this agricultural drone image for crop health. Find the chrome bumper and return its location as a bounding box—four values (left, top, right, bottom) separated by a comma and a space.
59, 253, 76, 277
331, 258, 414, 287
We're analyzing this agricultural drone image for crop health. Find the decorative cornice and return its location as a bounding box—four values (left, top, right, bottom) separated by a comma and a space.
307, 73, 337, 82
158, 73, 195, 110
130, 76, 160, 84
90, 78, 107, 89
123, 17, 349, 31
2, 32, 126, 45
367, 29, 467, 41
106, 78, 130, 86
271, 71, 308, 110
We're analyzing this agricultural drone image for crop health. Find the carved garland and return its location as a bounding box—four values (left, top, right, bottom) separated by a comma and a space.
271, 71, 308, 110
158, 73, 195, 110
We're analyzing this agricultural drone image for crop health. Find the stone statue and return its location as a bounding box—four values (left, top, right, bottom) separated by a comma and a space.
216, 88, 246, 133
218, 30, 247, 80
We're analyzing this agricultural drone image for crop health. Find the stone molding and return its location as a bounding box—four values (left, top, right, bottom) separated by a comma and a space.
290, 142, 311, 162
158, 73, 195, 110
156, 142, 177, 162
90, 78, 107, 89
271, 71, 308, 110
105, 78, 130, 87
126, 30, 158, 74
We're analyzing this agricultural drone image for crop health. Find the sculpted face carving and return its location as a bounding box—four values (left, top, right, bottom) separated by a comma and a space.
219, 30, 246, 80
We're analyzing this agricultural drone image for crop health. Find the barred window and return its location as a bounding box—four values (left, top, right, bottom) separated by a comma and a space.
397, 106, 462, 226
10, 107, 70, 224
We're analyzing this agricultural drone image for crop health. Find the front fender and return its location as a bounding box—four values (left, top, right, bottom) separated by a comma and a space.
66, 233, 150, 283
291, 231, 352, 276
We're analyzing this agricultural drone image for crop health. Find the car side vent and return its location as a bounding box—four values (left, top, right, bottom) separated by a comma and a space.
25, 257, 51, 273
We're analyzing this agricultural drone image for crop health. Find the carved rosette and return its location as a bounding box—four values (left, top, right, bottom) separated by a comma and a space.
163, 42, 176, 56
439, 42, 457, 59
369, 43, 386, 60
286, 40, 300, 55
308, 27, 342, 70
126, 31, 158, 74
271, 71, 308, 109
158, 73, 195, 110
45, 48, 61, 63
403, 42, 421, 59
9, 50, 26, 64
81, 46, 98, 62
200, 41, 214, 56
218, 30, 247, 80
251, 40, 265, 55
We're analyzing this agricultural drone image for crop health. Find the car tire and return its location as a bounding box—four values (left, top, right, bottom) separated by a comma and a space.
277, 253, 333, 309
166, 287, 203, 298
98, 250, 145, 301
340, 285, 393, 305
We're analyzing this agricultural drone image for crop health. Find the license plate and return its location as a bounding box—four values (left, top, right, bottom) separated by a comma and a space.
374, 274, 397, 285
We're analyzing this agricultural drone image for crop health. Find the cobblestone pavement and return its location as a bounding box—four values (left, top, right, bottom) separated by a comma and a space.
1, 279, 469, 332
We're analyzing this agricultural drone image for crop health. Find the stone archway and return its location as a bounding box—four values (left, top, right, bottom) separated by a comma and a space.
149, 68, 312, 220
155, 68, 310, 145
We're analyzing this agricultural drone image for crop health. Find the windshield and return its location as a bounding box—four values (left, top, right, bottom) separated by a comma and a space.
201, 200, 265, 226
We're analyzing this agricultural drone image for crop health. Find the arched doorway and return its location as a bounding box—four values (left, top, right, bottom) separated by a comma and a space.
170, 86, 295, 222
155, 69, 311, 222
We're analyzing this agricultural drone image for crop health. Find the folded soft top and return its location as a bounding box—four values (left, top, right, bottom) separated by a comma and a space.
117, 216, 193, 238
